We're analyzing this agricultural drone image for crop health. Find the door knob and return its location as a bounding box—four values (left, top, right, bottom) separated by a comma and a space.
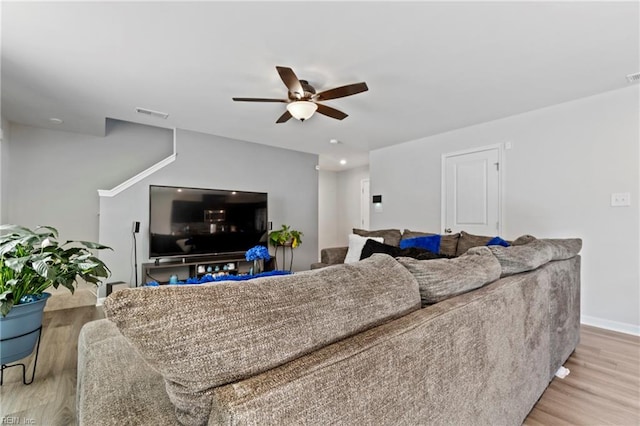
444, 228, 452, 234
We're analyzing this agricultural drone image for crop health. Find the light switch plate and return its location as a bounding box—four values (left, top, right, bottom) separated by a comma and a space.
611, 192, 631, 207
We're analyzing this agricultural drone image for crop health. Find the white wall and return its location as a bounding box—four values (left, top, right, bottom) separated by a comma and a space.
318, 166, 371, 251
0, 116, 10, 223
99, 128, 318, 295
318, 170, 340, 255
5, 119, 173, 241
370, 86, 640, 334
336, 165, 370, 246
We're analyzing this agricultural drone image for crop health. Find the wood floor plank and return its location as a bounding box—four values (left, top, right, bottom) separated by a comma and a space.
0, 305, 103, 426
1, 306, 638, 425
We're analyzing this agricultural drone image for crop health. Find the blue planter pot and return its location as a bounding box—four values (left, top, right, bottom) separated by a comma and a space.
0, 293, 50, 365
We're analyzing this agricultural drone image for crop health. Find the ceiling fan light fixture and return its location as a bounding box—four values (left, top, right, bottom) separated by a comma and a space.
286, 101, 317, 121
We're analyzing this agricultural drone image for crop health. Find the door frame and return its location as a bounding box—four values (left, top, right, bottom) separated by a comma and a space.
360, 178, 370, 230
440, 143, 505, 235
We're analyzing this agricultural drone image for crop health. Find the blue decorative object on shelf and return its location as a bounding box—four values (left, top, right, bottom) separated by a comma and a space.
144, 270, 291, 287
245, 245, 271, 261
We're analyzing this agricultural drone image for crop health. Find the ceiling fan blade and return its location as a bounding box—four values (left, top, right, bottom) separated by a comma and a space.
276, 66, 304, 98
232, 97, 287, 103
315, 82, 369, 101
316, 104, 348, 120
276, 110, 292, 123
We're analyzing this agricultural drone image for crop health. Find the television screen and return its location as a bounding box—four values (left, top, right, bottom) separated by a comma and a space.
149, 185, 268, 258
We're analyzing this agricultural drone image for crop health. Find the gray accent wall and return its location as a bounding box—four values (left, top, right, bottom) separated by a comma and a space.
99, 128, 318, 294
370, 85, 640, 332
5, 119, 174, 240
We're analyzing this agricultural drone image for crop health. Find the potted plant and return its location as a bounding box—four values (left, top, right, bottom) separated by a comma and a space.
268, 224, 303, 271
0, 224, 111, 366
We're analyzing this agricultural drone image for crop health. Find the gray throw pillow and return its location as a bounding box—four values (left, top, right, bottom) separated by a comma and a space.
455, 231, 493, 256
397, 246, 501, 305
353, 228, 402, 247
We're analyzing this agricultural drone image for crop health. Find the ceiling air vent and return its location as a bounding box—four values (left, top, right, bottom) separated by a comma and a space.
626, 72, 640, 83
135, 107, 169, 119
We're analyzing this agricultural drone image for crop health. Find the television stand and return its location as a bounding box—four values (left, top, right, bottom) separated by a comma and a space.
142, 255, 251, 285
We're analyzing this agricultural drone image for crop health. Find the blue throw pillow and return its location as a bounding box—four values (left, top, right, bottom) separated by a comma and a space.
486, 236, 510, 247
399, 235, 441, 253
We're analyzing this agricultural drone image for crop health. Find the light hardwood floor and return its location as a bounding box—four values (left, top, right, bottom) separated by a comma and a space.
1, 308, 638, 425
525, 325, 640, 425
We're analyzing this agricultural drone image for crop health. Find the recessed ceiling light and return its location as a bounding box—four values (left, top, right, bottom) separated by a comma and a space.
329, 139, 340, 144
49, 118, 63, 124
135, 107, 169, 119
340, 159, 347, 165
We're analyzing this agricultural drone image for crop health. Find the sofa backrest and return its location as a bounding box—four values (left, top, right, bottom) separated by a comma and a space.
103, 253, 420, 425
210, 256, 581, 426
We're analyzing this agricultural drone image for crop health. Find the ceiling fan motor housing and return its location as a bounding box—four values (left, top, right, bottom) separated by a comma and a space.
289, 80, 316, 100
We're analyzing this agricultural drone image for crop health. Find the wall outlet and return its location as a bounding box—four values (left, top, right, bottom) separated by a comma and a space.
611, 192, 631, 207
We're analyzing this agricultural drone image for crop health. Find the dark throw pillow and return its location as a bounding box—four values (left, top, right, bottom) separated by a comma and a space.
360, 239, 451, 261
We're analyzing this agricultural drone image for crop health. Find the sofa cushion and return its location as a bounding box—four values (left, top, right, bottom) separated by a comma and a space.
489, 238, 581, 277
344, 233, 384, 263
397, 246, 501, 305
512, 234, 537, 246
103, 254, 420, 425
489, 240, 551, 276
360, 239, 451, 261
354, 228, 402, 247
455, 231, 494, 256
542, 238, 583, 260
401, 230, 460, 257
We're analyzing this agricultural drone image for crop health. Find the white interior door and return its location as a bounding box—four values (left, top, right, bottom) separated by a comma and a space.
360, 179, 370, 230
442, 146, 502, 236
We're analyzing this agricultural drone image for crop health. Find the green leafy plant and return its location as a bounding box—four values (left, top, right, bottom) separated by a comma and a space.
268, 224, 303, 248
0, 225, 111, 316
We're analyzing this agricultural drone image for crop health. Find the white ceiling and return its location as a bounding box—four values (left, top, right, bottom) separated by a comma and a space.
2, 1, 638, 170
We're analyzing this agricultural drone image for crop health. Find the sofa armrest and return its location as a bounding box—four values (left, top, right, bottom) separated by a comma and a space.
310, 262, 328, 270
320, 246, 348, 265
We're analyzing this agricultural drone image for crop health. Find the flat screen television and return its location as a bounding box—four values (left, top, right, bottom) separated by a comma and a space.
149, 185, 268, 259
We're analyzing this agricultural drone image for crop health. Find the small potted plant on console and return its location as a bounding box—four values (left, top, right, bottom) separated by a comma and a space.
268, 224, 303, 271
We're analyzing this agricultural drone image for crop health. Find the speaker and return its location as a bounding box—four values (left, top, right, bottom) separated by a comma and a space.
132, 221, 140, 233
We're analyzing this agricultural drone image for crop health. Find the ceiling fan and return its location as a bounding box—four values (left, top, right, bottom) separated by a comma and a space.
232, 66, 368, 123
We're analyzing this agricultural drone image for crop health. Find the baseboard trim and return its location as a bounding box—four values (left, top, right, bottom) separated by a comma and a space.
96, 297, 106, 306
581, 315, 640, 336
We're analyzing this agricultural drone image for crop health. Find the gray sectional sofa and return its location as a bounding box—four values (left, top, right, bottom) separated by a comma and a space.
77, 236, 582, 426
